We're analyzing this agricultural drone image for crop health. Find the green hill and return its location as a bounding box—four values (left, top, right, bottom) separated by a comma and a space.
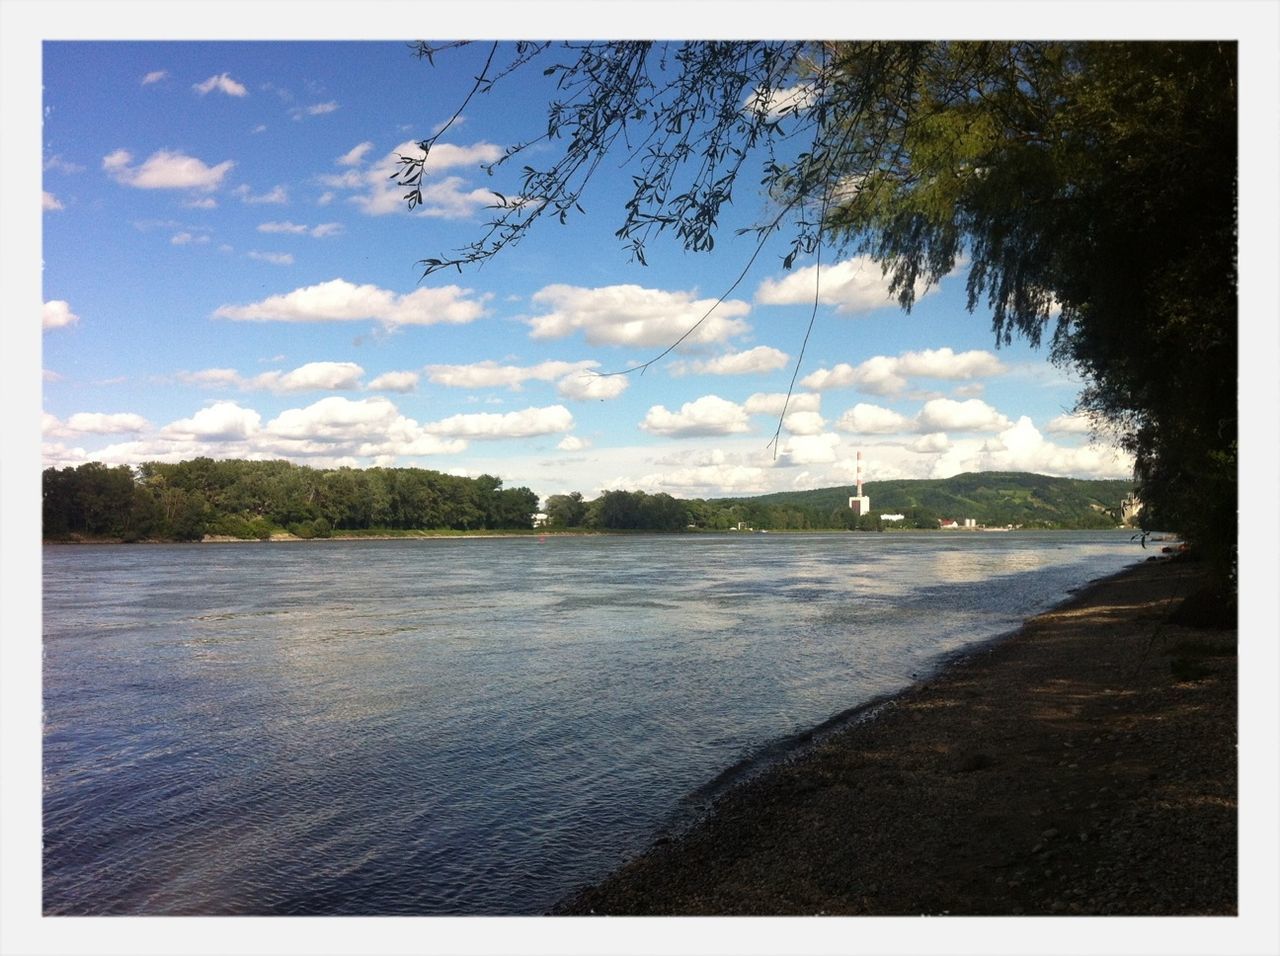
724, 472, 1135, 529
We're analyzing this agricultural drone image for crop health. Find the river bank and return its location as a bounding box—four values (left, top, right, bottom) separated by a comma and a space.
557, 554, 1237, 916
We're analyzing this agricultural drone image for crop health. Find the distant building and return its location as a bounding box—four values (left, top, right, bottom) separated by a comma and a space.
963, 518, 977, 529
939, 518, 959, 529
849, 450, 870, 516
532, 512, 549, 528
881, 513, 906, 522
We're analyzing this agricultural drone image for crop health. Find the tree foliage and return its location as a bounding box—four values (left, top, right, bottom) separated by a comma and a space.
402, 40, 1237, 584
43, 459, 540, 541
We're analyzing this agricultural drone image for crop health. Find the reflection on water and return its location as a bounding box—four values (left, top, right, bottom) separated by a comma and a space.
43, 531, 1141, 914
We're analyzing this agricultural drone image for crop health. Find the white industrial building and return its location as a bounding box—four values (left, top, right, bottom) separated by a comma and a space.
848, 451, 871, 516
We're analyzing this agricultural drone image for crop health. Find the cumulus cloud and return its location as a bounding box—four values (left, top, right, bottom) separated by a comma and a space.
671, 346, 790, 376
214, 278, 489, 328
557, 435, 591, 451
925, 417, 1134, 480
426, 359, 597, 391
42, 300, 79, 330
743, 392, 821, 416
835, 403, 913, 434
317, 139, 504, 217
194, 73, 248, 97
367, 370, 420, 393
178, 362, 364, 393
755, 255, 935, 314
915, 398, 1012, 433
103, 149, 235, 191
267, 396, 399, 441
782, 410, 827, 436
801, 347, 1005, 396
556, 370, 629, 401
163, 401, 262, 440
337, 141, 374, 166
43, 412, 150, 437
1046, 411, 1097, 435
141, 70, 168, 85
528, 284, 751, 348
640, 395, 751, 437
43, 191, 64, 210
777, 432, 842, 466
425, 405, 574, 439
910, 432, 952, 453
255, 362, 363, 393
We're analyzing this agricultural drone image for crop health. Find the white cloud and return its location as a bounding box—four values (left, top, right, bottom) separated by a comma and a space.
179, 362, 364, 393
42, 300, 79, 330
103, 149, 235, 191
309, 222, 342, 238
1046, 412, 1096, 435
318, 139, 504, 217
897, 347, 1006, 381
427, 359, 597, 391
247, 251, 294, 265
557, 435, 591, 452
672, 345, 790, 376
254, 361, 363, 393
215, 278, 489, 328
291, 101, 339, 120
42, 191, 64, 210
234, 184, 289, 204
337, 141, 374, 166
777, 432, 842, 466
425, 405, 575, 439
743, 392, 821, 416
258, 221, 309, 234
916, 398, 1012, 433
835, 403, 913, 434
163, 401, 262, 440
528, 284, 752, 348
910, 432, 952, 453
800, 348, 1005, 396
172, 232, 211, 246
63, 412, 150, 434
556, 370, 629, 401
640, 395, 751, 437
141, 70, 168, 85
367, 370, 420, 393
924, 417, 1134, 480
782, 410, 827, 436
755, 255, 934, 314
267, 396, 400, 442
194, 73, 248, 97
184, 197, 218, 209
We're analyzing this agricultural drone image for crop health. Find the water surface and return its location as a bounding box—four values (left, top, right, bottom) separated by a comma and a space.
42, 531, 1142, 914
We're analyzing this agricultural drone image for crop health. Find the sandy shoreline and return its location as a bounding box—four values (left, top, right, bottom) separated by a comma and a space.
557, 554, 1237, 916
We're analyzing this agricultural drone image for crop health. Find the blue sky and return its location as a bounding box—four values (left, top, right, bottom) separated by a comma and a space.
37, 38, 1153, 502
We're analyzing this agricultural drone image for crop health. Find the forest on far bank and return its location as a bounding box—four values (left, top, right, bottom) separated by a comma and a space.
42, 458, 1136, 543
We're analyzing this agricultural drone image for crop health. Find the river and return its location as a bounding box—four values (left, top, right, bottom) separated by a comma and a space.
42, 531, 1144, 914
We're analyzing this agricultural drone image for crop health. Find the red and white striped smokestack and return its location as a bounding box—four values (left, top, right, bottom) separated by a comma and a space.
856, 450, 863, 497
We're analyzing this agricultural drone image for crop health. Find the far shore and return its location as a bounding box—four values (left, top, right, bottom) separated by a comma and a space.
557, 553, 1236, 916
42, 526, 1147, 545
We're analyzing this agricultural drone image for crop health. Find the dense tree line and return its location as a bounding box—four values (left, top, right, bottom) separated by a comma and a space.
402, 40, 1237, 591
42, 458, 539, 541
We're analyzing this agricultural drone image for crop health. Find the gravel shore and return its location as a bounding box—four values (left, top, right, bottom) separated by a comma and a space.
557, 554, 1237, 916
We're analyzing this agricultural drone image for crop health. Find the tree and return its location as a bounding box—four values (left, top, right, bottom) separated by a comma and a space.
401, 41, 1236, 594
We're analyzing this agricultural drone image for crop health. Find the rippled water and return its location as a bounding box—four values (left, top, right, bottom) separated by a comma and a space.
43, 531, 1142, 914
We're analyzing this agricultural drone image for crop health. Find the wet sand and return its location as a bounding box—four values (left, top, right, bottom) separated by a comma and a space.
557, 554, 1237, 916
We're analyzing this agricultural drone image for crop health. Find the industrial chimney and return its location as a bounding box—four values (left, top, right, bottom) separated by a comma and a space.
848, 450, 871, 516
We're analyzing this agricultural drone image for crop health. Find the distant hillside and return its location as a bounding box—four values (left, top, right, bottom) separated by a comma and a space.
729, 472, 1135, 529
